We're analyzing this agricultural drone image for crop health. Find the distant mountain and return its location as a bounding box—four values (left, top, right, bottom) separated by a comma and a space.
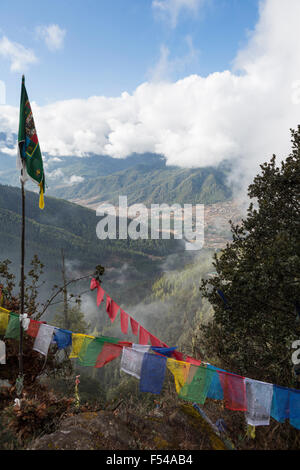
0, 131, 232, 207
46, 155, 232, 208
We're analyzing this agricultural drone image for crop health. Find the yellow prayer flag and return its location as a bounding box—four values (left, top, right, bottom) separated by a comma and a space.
167, 358, 191, 394
0, 311, 9, 335
69, 333, 94, 359
0, 306, 10, 314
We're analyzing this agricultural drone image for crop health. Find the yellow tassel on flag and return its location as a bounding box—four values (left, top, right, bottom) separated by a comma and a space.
39, 182, 44, 210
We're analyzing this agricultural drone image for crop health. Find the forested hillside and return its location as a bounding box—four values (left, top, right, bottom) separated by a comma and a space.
0, 183, 186, 313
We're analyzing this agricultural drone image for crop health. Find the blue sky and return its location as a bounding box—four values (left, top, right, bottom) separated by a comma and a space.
0, 0, 260, 105
1, 0, 300, 190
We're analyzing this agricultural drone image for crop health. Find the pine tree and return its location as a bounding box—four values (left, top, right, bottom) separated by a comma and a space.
199, 126, 300, 387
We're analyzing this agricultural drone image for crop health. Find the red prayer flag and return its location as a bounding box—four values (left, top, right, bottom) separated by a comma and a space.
105, 295, 119, 322
120, 309, 129, 334
149, 333, 163, 347
95, 341, 132, 368
186, 356, 202, 365
90, 278, 99, 290
106, 294, 112, 314
118, 341, 132, 348
172, 351, 185, 361
139, 326, 150, 345
26, 319, 43, 338
97, 285, 105, 306
95, 343, 123, 368
218, 370, 247, 411
130, 317, 139, 336
109, 300, 119, 323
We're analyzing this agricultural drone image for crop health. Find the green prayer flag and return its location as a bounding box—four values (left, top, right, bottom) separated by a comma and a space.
179, 364, 215, 404
18, 76, 45, 209
77, 336, 118, 367
5, 313, 20, 340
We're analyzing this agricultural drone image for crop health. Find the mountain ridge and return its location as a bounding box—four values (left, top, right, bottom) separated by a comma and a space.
0, 142, 232, 206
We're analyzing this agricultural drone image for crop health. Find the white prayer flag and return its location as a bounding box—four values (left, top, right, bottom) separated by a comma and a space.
245, 378, 274, 426
33, 324, 55, 356
132, 344, 151, 353
120, 347, 148, 379
0, 340, 6, 364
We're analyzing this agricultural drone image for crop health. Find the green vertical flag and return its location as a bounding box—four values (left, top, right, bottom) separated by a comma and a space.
18, 75, 45, 209
77, 336, 119, 367
178, 364, 215, 404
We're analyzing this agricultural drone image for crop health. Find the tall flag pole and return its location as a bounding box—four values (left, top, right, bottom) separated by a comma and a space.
16, 75, 46, 391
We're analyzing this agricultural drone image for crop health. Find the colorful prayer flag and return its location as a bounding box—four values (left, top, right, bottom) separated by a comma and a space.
69, 333, 94, 359
97, 285, 105, 306
178, 364, 215, 405
245, 378, 274, 426
271, 385, 300, 429
109, 300, 119, 323
90, 278, 98, 290
0, 340, 5, 364
218, 370, 247, 411
26, 319, 43, 338
33, 324, 55, 356
185, 356, 202, 365
140, 353, 167, 394
120, 346, 146, 379
139, 326, 150, 345
206, 365, 225, 401
120, 309, 129, 334
77, 335, 118, 367
151, 346, 177, 357
4, 313, 20, 340
53, 328, 72, 349
18, 76, 45, 209
167, 358, 191, 394
95, 342, 123, 368
130, 317, 139, 336
290, 389, 300, 430
0, 311, 9, 335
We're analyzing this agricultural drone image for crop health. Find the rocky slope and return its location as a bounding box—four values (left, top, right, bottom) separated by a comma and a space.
28, 404, 232, 451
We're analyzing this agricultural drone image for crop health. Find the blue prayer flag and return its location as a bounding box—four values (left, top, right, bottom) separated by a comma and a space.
271, 385, 300, 430
140, 352, 167, 394
206, 365, 225, 400
290, 389, 300, 430
53, 328, 72, 349
271, 385, 290, 423
151, 346, 177, 357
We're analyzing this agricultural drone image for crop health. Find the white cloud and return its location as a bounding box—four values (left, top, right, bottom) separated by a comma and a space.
36, 24, 66, 51
67, 175, 84, 185
0, 145, 16, 156
1, 0, 300, 193
152, 0, 206, 28
47, 168, 84, 185
47, 168, 64, 179
0, 36, 37, 71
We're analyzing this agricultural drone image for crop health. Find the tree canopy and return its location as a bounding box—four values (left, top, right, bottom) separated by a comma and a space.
199, 126, 300, 387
